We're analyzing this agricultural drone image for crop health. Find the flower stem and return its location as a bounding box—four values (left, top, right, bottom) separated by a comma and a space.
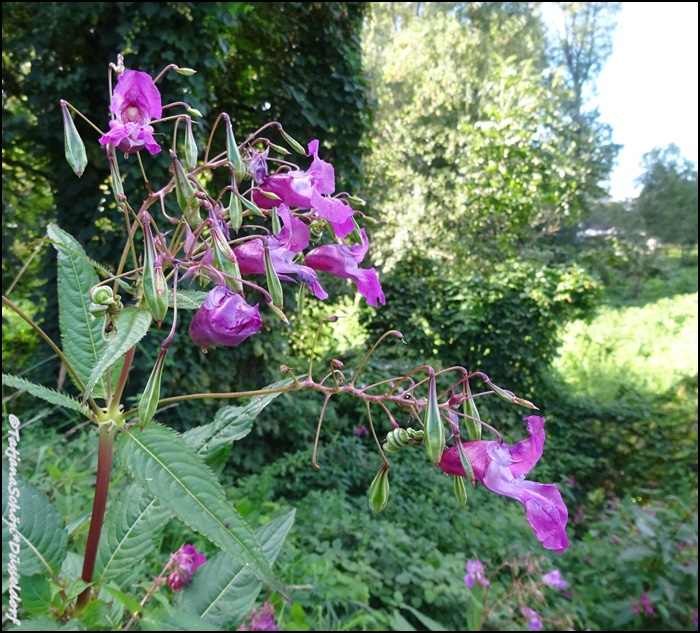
75, 423, 116, 612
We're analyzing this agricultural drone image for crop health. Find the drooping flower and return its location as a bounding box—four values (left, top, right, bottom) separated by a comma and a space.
305, 229, 386, 307
521, 606, 543, 631
542, 569, 567, 589
438, 416, 569, 552
189, 285, 262, 350
237, 601, 280, 631
234, 204, 328, 300
253, 140, 355, 237
464, 559, 490, 588
167, 543, 206, 591
99, 69, 162, 155
640, 593, 654, 616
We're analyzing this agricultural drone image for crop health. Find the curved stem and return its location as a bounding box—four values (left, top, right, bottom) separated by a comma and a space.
311, 395, 331, 471
350, 330, 403, 387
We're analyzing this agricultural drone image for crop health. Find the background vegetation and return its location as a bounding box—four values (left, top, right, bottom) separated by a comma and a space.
3, 2, 697, 630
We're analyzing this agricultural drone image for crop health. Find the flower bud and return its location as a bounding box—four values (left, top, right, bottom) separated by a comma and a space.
60, 100, 87, 177
90, 286, 116, 306
236, 192, 265, 218
187, 107, 203, 118
173, 67, 197, 76
368, 465, 390, 514
142, 217, 169, 325
485, 379, 518, 404
170, 150, 200, 228
223, 114, 244, 182
267, 302, 290, 325
183, 116, 198, 172
138, 348, 166, 429
453, 475, 468, 508
424, 374, 445, 465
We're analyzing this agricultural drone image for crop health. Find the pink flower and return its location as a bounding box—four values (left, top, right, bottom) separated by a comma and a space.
438, 416, 569, 552
353, 424, 370, 436
521, 606, 543, 631
238, 601, 280, 631
641, 593, 654, 616
99, 69, 162, 155
189, 285, 262, 350
464, 559, 490, 588
167, 544, 206, 591
542, 569, 567, 589
254, 140, 355, 237
305, 229, 386, 307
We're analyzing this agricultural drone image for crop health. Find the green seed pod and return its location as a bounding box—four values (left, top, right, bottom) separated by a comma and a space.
229, 189, 243, 232
90, 286, 115, 306
279, 129, 306, 155
271, 207, 282, 235
236, 192, 265, 218
170, 150, 200, 228
60, 100, 87, 178
211, 224, 243, 294
424, 374, 445, 465
456, 439, 476, 487
485, 378, 518, 404
183, 116, 198, 172
453, 475, 468, 509
463, 378, 482, 441
224, 114, 245, 182
142, 217, 169, 325
138, 348, 167, 429
368, 465, 390, 514
263, 242, 284, 309
383, 427, 424, 454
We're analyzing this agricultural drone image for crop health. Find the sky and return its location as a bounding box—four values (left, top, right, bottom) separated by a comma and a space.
588, 2, 698, 200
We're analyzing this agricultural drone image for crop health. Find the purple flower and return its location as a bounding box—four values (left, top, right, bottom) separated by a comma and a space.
438, 416, 569, 552
254, 140, 355, 237
237, 601, 280, 631
99, 69, 162, 155
521, 607, 543, 631
305, 229, 386, 307
353, 424, 370, 437
631, 602, 640, 616
542, 569, 567, 589
189, 285, 262, 350
464, 559, 490, 588
167, 543, 206, 591
641, 593, 654, 616
234, 205, 328, 300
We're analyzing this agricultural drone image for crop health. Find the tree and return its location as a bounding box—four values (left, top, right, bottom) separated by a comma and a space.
634, 144, 699, 258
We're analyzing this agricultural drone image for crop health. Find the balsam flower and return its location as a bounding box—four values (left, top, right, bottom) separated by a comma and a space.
521, 606, 543, 631
167, 543, 206, 591
464, 559, 490, 588
99, 69, 162, 155
254, 140, 355, 237
542, 569, 567, 589
189, 285, 262, 350
438, 416, 568, 552
305, 229, 386, 307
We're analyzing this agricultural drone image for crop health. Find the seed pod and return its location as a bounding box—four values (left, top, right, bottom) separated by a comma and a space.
368, 465, 390, 514
138, 348, 167, 429
61, 100, 87, 177
453, 475, 468, 509
424, 374, 445, 465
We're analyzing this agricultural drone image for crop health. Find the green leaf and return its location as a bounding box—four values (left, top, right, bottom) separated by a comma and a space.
102, 586, 144, 616
2, 374, 92, 417
392, 610, 417, 631
48, 223, 111, 399
183, 378, 292, 461
177, 510, 295, 628
94, 483, 172, 585
19, 574, 53, 616
402, 606, 448, 631
140, 610, 223, 631
174, 290, 209, 310
117, 424, 287, 598
2, 464, 68, 576
83, 308, 152, 401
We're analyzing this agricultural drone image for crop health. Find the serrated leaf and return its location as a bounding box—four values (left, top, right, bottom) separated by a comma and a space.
178, 510, 295, 628
5, 617, 61, 631
140, 609, 223, 631
48, 223, 111, 399
117, 424, 286, 598
2, 374, 92, 417
94, 484, 172, 585
2, 464, 68, 576
83, 308, 152, 401
21, 574, 53, 616
183, 378, 292, 460
172, 290, 208, 310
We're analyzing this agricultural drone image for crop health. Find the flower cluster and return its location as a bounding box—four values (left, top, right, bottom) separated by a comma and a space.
237, 601, 280, 631
464, 559, 490, 588
542, 569, 567, 589
521, 606, 543, 631
166, 544, 206, 591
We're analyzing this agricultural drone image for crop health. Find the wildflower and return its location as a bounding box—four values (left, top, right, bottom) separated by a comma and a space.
542, 569, 567, 589
640, 593, 654, 616
189, 285, 262, 350
99, 69, 162, 155
464, 559, 490, 588
631, 602, 640, 616
521, 606, 543, 631
167, 543, 206, 591
237, 601, 280, 631
353, 424, 370, 436
234, 205, 328, 300
305, 229, 386, 307
438, 416, 569, 552
254, 140, 355, 237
